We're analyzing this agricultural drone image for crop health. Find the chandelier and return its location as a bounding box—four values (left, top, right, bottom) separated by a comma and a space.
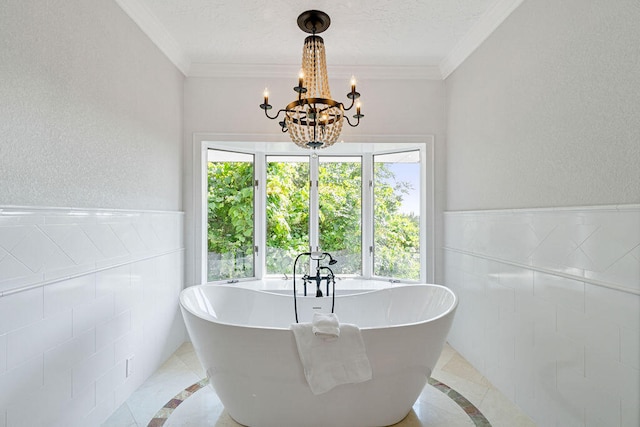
259, 10, 364, 149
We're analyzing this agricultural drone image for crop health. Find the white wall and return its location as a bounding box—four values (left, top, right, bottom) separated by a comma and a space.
446, 0, 640, 211
0, 0, 183, 211
444, 0, 640, 426
183, 75, 447, 286
0, 1, 185, 426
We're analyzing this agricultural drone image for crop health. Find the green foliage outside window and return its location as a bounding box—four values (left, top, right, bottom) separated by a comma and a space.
207, 161, 255, 280
265, 161, 310, 274
207, 159, 421, 281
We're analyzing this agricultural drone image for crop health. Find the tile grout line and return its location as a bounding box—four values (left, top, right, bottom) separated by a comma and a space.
443, 246, 639, 296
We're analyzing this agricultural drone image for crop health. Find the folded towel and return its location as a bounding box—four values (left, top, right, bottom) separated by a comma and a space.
291, 321, 372, 395
312, 312, 340, 340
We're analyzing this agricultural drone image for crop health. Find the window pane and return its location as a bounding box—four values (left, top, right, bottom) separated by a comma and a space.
266, 156, 310, 275
207, 149, 254, 281
319, 156, 362, 275
374, 151, 421, 280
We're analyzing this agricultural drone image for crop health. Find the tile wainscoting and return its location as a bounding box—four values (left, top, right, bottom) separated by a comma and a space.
444, 204, 639, 427
0, 206, 186, 427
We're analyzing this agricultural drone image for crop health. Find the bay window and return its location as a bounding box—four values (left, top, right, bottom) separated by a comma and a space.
200, 139, 433, 284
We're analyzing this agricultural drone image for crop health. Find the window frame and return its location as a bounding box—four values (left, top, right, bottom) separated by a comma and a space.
196, 136, 434, 285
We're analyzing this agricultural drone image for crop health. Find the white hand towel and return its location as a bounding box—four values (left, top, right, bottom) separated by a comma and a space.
291, 322, 372, 395
312, 312, 340, 340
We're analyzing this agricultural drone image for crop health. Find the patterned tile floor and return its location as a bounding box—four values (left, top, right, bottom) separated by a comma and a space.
103, 343, 537, 427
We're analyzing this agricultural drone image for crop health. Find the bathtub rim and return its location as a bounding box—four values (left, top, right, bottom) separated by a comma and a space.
179, 283, 458, 332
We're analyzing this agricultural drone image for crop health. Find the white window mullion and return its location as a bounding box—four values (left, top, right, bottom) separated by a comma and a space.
361, 154, 373, 279
254, 152, 266, 279
309, 154, 320, 252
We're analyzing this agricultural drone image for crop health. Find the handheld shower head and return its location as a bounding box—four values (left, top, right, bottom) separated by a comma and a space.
323, 252, 338, 265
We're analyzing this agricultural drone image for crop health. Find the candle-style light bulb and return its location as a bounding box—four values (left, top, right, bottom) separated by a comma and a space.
263, 88, 269, 105
298, 70, 304, 88
350, 75, 357, 93
356, 100, 361, 115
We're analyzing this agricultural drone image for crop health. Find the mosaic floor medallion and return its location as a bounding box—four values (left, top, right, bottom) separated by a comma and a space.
147, 377, 492, 426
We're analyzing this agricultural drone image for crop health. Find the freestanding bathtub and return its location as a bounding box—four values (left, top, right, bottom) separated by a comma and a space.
179, 282, 458, 427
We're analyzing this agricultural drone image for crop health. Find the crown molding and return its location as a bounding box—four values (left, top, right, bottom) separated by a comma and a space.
116, 0, 524, 80
115, 0, 191, 75
439, 0, 524, 79
188, 63, 443, 80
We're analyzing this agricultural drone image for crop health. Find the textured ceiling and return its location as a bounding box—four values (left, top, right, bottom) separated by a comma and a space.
117, 0, 523, 77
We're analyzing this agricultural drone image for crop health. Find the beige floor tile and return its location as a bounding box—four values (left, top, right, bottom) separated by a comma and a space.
100, 402, 137, 427
123, 354, 201, 426
103, 340, 536, 427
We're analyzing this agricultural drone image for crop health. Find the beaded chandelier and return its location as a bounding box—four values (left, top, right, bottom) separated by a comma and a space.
260, 10, 364, 149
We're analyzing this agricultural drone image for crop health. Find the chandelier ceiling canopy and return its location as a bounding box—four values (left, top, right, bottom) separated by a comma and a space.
259, 10, 364, 149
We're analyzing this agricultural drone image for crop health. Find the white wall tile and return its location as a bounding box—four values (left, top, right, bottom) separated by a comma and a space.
534, 272, 585, 312
72, 345, 114, 396
583, 383, 620, 427
529, 226, 579, 270
0, 206, 184, 426
557, 306, 587, 344
445, 205, 640, 427
0, 225, 29, 251
0, 280, 44, 334
96, 265, 130, 298
66, 382, 98, 427
115, 273, 143, 315
6, 310, 72, 369
133, 221, 160, 250
80, 223, 128, 259
581, 216, 640, 272
44, 329, 95, 387
0, 354, 43, 408
585, 351, 640, 405
0, 254, 34, 285
44, 275, 95, 317
9, 371, 74, 427
585, 284, 639, 332
587, 252, 640, 292
0, 335, 6, 374
96, 361, 126, 406
621, 395, 640, 427
114, 329, 142, 362
40, 224, 103, 266
583, 314, 620, 363
516, 292, 556, 334
73, 293, 114, 336
109, 223, 147, 254
555, 366, 587, 426
620, 326, 640, 370
11, 226, 75, 273
96, 310, 131, 351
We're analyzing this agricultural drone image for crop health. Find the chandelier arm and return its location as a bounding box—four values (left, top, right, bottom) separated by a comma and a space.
263, 108, 289, 121
342, 97, 356, 111
344, 115, 361, 128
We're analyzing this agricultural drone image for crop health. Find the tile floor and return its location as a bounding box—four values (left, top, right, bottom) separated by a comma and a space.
102, 342, 536, 427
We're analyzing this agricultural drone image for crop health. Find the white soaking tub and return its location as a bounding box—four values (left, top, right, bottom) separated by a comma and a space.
179, 283, 458, 427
